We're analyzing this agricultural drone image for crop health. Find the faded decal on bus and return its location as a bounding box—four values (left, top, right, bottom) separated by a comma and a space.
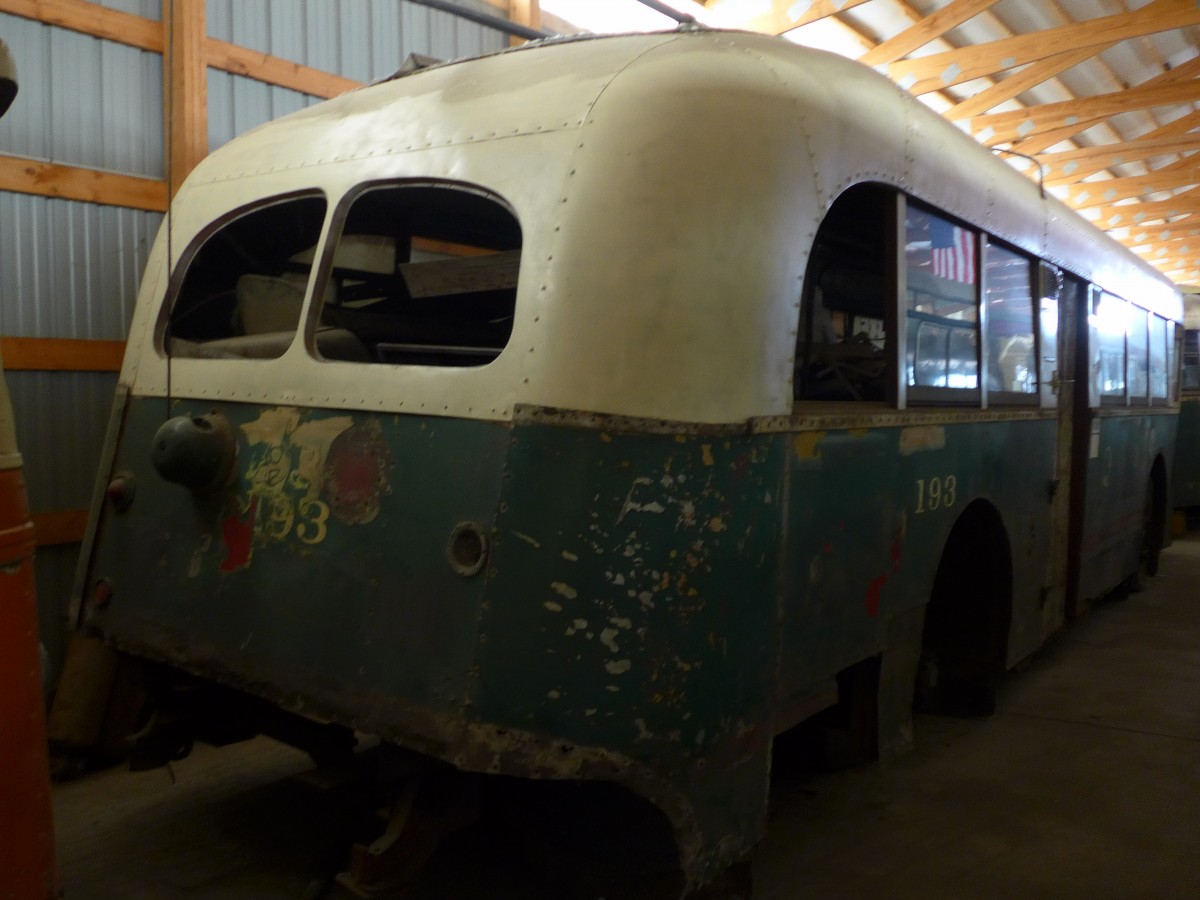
218, 408, 392, 572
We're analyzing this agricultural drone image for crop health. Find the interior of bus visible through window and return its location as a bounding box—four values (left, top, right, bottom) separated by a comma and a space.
314, 184, 521, 367
904, 206, 979, 397
1183, 329, 1200, 391
795, 183, 890, 402
983, 241, 1037, 398
165, 195, 327, 360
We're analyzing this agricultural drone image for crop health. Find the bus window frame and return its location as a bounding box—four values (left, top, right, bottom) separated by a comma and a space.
982, 237, 1039, 407
157, 190, 330, 359
305, 178, 523, 368
902, 198, 983, 408
1093, 290, 1130, 408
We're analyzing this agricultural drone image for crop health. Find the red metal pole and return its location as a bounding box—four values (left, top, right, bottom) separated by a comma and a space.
0, 354, 58, 899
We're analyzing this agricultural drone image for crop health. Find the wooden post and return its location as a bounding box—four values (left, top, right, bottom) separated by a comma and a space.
509, 0, 540, 45
163, 0, 208, 197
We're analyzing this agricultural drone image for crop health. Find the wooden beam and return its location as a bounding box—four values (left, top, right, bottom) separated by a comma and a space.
973, 79, 1200, 148
1088, 190, 1200, 228
888, 0, 1200, 95
0, 155, 167, 211
1040, 120, 1200, 186
0, 337, 124, 372
706, 0, 872, 33
31, 509, 89, 546
508, 0, 540, 46
1064, 160, 1200, 209
205, 38, 362, 99
858, 0, 1000, 68
0, 0, 162, 52
948, 47, 1098, 121
164, 0, 207, 198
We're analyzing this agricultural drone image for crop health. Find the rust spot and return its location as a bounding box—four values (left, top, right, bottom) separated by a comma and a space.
865, 573, 887, 617
220, 496, 258, 573
322, 421, 393, 525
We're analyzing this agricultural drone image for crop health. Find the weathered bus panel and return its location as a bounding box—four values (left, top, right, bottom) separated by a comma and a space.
63, 30, 1182, 895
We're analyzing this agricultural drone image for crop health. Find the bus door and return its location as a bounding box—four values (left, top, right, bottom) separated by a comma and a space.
1045, 268, 1091, 621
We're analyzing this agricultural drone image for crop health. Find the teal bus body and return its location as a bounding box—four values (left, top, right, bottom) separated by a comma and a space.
64, 31, 1182, 895
1175, 398, 1200, 510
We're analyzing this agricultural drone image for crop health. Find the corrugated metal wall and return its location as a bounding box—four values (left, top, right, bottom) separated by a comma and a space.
205, 0, 508, 151
0, 0, 512, 688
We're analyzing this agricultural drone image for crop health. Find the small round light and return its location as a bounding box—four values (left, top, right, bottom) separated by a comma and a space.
91, 578, 113, 609
106, 473, 136, 512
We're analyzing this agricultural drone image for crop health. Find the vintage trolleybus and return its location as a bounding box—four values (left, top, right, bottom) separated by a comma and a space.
62, 27, 1180, 895
1173, 294, 1200, 515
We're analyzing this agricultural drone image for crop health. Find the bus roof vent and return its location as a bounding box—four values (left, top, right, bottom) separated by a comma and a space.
392, 53, 443, 79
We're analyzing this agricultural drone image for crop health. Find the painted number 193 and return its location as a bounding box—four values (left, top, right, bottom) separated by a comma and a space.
915, 475, 957, 514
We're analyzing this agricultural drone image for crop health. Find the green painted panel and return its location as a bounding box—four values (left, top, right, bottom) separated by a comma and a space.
779, 416, 1059, 699
1078, 412, 1175, 600
86, 398, 509, 717
478, 422, 786, 766
1173, 397, 1200, 509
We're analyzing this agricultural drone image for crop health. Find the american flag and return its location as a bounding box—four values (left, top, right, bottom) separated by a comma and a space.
930, 218, 976, 284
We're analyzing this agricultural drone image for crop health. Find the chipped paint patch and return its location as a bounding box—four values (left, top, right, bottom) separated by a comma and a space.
561, 550, 579, 562
793, 432, 825, 460
600, 628, 621, 652
551, 582, 578, 600
899, 425, 946, 455
708, 516, 727, 533
701, 444, 715, 466
606, 659, 632, 675
514, 531, 542, 548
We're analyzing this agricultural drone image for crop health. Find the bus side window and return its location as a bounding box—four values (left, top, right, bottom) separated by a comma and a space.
1149, 313, 1168, 402
796, 184, 890, 402
984, 242, 1037, 400
1092, 292, 1128, 405
904, 206, 980, 399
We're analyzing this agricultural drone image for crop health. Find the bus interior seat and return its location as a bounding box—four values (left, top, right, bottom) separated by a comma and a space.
235, 273, 306, 334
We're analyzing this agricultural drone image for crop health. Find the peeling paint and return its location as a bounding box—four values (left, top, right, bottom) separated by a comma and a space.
898, 425, 946, 455
793, 432, 825, 459
701, 444, 715, 466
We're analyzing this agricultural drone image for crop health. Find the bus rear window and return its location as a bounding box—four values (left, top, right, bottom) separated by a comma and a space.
316, 185, 521, 367
166, 195, 327, 360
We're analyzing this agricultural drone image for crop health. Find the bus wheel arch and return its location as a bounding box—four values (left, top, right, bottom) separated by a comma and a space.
915, 499, 1013, 717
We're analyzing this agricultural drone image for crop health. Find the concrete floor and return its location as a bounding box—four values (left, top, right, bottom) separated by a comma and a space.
52, 533, 1200, 899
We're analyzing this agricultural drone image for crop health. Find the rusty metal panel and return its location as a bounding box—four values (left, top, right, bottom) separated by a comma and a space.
0, 13, 164, 177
